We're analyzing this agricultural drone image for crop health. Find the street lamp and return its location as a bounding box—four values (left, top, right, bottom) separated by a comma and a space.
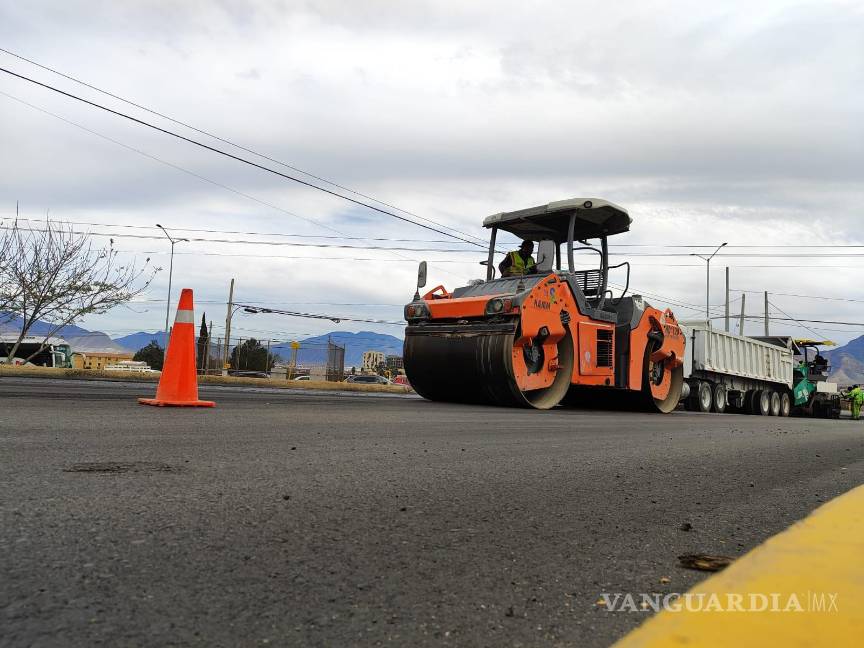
224, 304, 253, 370
156, 224, 188, 357
691, 242, 728, 320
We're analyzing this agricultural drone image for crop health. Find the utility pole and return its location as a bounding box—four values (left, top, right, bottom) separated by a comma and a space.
265, 338, 271, 374
724, 267, 730, 332
764, 291, 769, 336
690, 242, 728, 322
738, 293, 746, 335
223, 278, 235, 374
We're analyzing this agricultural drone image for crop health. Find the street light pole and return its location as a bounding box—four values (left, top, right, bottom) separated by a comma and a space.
691, 242, 728, 321
156, 224, 188, 358
223, 304, 250, 372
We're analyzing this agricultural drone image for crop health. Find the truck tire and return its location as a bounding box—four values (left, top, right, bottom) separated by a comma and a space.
755, 390, 771, 416
769, 391, 781, 416
779, 392, 791, 417
745, 390, 758, 415
712, 383, 727, 413
697, 381, 713, 413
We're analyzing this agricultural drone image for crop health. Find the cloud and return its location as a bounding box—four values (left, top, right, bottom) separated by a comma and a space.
0, 1, 862, 343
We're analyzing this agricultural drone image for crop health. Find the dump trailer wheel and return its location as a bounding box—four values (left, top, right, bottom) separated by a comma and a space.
642, 345, 684, 414
755, 390, 771, 416
769, 391, 781, 416
745, 390, 759, 415
696, 381, 713, 413
712, 383, 727, 414
404, 325, 574, 410
749, 390, 761, 415
779, 392, 791, 417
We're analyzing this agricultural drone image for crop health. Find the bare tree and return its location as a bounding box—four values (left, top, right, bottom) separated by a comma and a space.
0, 218, 159, 364
0, 218, 22, 322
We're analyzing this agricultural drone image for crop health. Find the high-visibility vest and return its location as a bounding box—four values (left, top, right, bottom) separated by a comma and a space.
504, 251, 536, 276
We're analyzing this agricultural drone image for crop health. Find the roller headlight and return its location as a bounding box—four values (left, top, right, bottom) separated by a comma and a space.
405, 303, 430, 320
485, 298, 514, 315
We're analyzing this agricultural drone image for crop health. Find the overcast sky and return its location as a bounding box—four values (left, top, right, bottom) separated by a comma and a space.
1, 1, 862, 348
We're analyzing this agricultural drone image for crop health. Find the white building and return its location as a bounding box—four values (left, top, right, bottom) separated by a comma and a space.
361, 350, 385, 373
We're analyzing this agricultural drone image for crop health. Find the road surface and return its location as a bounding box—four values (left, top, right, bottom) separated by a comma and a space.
2, 377, 862, 647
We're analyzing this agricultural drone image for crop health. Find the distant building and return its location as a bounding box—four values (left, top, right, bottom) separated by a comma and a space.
61, 333, 136, 370
385, 355, 404, 371
104, 360, 158, 373
362, 350, 385, 373
72, 351, 134, 370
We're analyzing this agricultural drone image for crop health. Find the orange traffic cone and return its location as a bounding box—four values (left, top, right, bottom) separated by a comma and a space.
139, 288, 215, 408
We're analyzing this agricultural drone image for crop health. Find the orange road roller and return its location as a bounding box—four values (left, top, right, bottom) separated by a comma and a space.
403, 198, 685, 411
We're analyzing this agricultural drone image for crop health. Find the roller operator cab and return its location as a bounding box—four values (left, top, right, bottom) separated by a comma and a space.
403, 198, 686, 411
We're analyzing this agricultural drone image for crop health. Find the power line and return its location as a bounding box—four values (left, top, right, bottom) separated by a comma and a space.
134, 250, 475, 264
0, 65, 488, 250
3, 63, 862, 265
709, 314, 864, 327
12, 222, 864, 261
130, 298, 404, 306
9, 215, 469, 245
768, 300, 823, 339
12, 212, 864, 252
0, 89, 472, 282
233, 303, 404, 326
0, 90, 348, 237
0, 224, 475, 252
0, 46, 489, 247
734, 289, 864, 305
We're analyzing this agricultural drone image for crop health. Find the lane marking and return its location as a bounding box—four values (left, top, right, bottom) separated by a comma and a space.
613, 484, 864, 647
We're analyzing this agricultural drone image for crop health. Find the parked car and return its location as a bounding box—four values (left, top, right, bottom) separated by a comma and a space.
293, 375, 311, 381
228, 370, 270, 379
346, 374, 390, 385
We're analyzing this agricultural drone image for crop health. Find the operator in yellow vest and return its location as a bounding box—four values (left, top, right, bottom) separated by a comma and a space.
499, 240, 537, 277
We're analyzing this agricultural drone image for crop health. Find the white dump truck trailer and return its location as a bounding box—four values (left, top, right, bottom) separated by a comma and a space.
679, 323, 840, 418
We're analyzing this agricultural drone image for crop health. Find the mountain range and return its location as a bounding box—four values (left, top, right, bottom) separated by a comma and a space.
113, 331, 168, 351
825, 338, 864, 385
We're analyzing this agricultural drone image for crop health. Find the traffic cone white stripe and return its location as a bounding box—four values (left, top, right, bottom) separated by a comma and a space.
174, 309, 194, 324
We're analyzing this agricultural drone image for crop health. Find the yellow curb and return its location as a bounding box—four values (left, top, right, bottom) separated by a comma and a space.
614, 484, 864, 647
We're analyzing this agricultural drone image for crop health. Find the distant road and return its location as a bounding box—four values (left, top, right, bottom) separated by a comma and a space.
2, 377, 863, 647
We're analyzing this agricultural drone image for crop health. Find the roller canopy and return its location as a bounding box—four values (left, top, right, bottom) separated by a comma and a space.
483, 198, 631, 243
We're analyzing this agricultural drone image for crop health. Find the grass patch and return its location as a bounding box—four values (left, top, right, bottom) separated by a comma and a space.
0, 364, 411, 394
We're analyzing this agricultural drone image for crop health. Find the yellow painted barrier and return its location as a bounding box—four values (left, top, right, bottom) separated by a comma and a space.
614, 484, 864, 647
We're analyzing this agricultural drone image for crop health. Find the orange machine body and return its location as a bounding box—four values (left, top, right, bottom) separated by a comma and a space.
417, 272, 684, 401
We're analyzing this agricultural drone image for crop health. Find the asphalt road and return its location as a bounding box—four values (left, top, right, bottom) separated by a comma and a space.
2, 377, 863, 647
